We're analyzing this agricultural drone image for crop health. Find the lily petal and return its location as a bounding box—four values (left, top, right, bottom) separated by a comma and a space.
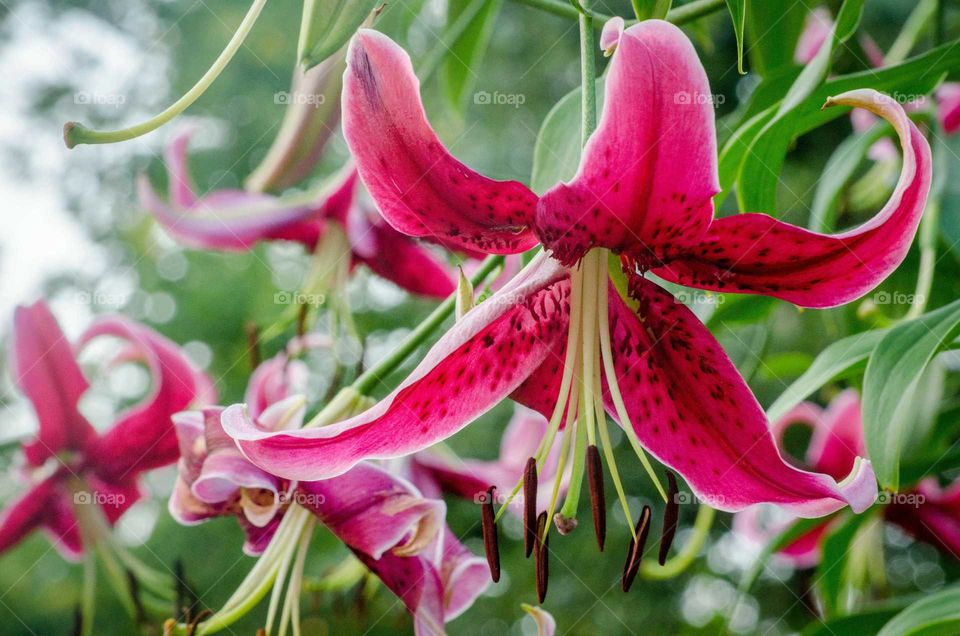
79, 317, 215, 482
606, 278, 876, 516
353, 549, 446, 636
653, 89, 932, 309
225, 253, 570, 481
0, 476, 74, 558
342, 29, 539, 255
535, 20, 719, 266
297, 463, 444, 560
733, 505, 831, 568
433, 527, 490, 621
937, 82, 960, 134
794, 7, 833, 64
12, 301, 96, 466
349, 209, 457, 298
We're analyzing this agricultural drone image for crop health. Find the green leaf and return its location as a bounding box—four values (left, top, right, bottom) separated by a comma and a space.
802, 601, 913, 635
863, 298, 960, 490
766, 330, 885, 423
632, 0, 672, 20
530, 78, 604, 194
299, 0, 378, 69
440, 0, 502, 114
736, 40, 958, 213
815, 511, 874, 618
809, 121, 892, 231
877, 585, 960, 636
724, 0, 747, 74
743, 1, 806, 76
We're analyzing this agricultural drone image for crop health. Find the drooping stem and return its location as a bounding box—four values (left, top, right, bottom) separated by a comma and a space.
64, 0, 269, 147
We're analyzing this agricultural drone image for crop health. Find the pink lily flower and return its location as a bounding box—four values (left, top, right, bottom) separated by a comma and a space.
138, 128, 457, 298
0, 301, 214, 559
171, 348, 488, 631
405, 406, 568, 516
221, 21, 932, 526
736, 390, 960, 567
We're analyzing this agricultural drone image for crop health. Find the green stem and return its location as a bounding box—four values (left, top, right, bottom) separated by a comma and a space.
509, 0, 723, 25
81, 549, 96, 636
640, 505, 715, 579
352, 254, 504, 395
64, 0, 269, 148
579, 3, 597, 145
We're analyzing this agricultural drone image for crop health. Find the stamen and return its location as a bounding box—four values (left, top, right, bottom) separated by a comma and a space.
185, 609, 213, 636
596, 264, 668, 503
622, 505, 651, 593
481, 486, 501, 582
587, 444, 606, 551
659, 472, 680, 566
523, 457, 538, 558
535, 512, 550, 603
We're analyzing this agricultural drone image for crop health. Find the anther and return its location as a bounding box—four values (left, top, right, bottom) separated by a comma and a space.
587, 444, 606, 551
481, 486, 501, 582
523, 457, 538, 558
659, 471, 679, 566
535, 511, 550, 603
622, 505, 651, 593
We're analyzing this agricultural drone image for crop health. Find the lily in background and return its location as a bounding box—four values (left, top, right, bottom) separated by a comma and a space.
138, 128, 457, 299
0, 300, 214, 632
225, 22, 932, 596
169, 341, 488, 635
736, 390, 960, 568
0, 301, 214, 559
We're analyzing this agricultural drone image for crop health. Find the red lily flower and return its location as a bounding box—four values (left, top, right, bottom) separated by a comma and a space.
224, 21, 933, 524
0, 301, 214, 559
138, 128, 457, 298
736, 390, 960, 567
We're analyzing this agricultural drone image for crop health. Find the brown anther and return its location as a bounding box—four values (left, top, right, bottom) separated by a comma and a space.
244, 321, 261, 369
659, 471, 680, 566
535, 511, 550, 603
523, 457, 538, 558
554, 513, 577, 534
481, 486, 500, 582
622, 505, 651, 593
256, 630, 267, 636
587, 444, 606, 551
162, 618, 177, 636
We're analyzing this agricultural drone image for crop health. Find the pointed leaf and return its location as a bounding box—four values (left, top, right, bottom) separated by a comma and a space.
815, 511, 874, 618
299, 0, 378, 69
766, 330, 885, 423
724, 0, 747, 74
441, 0, 502, 114
877, 585, 960, 636
863, 298, 960, 490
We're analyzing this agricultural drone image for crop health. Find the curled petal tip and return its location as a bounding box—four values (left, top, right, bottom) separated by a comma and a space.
600, 16, 625, 57
838, 457, 878, 514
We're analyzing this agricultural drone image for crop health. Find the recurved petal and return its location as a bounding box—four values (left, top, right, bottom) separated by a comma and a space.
349, 211, 457, 298
297, 462, 444, 560
605, 278, 876, 516
166, 127, 199, 208
535, 20, 719, 266
937, 82, 960, 134
12, 301, 95, 466
434, 527, 490, 621
653, 89, 932, 309
223, 253, 570, 481
352, 549, 447, 636
0, 476, 68, 557
342, 29, 538, 255
79, 317, 215, 482
732, 505, 830, 569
